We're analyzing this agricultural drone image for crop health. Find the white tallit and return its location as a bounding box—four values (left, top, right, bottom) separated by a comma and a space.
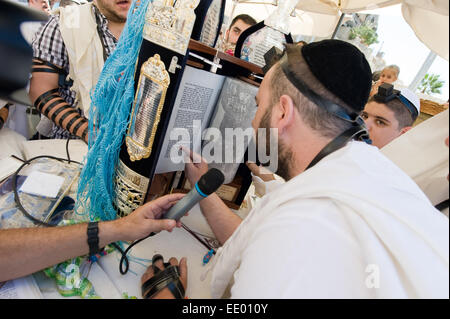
209, 141, 449, 298
382, 109, 449, 208
58, 3, 104, 118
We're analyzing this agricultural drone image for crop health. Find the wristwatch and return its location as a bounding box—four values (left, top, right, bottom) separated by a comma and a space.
87, 221, 104, 257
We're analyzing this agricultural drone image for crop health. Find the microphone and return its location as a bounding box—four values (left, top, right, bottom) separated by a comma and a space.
117, 169, 224, 275
163, 168, 225, 221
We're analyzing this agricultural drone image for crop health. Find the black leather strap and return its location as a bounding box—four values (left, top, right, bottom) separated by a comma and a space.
36, 94, 60, 113
435, 199, 449, 211
141, 265, 185, 299
71, 118, 86, 137
34, 88, 59, 110
32, 60, 63, 70
306, 125, 368, 170
57, 109, 80, 127
66, 115, 83, 134
50, 103, 72, 123
32, 60, 72, 87
31, 67, 60, 74
81, 126, 88, 142
42, 98, 66, 117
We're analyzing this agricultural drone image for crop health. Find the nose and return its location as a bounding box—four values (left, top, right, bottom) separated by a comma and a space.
363, 118, 372, 131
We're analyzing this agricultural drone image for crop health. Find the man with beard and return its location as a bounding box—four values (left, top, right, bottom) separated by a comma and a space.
29, 0, 131, 141
140, 40, 448, 299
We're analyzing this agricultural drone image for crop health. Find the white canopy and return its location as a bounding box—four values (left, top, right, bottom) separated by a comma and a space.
227, 0, 449, 61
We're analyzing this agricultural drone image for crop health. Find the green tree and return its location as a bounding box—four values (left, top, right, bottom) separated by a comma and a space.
349, 24, 379, 46
418, 73, 445, 95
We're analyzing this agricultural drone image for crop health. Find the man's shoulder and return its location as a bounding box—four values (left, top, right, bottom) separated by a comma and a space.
255, 197, 351, 238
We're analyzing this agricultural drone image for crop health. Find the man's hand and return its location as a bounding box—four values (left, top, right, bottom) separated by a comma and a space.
141, 257, 188, 299
115, 193, 185, 241
246, 161, 275, 182
370, 80, 382, 97
182, 147, 209, 186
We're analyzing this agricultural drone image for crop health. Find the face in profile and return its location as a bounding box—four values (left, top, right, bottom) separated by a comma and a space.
225, 19, 253, 45
361, 101, 403, 149
253, 66, 292, 180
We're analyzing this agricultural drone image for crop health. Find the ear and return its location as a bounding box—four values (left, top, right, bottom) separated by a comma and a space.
273, 95, 296, 134
400, 126, 412, 135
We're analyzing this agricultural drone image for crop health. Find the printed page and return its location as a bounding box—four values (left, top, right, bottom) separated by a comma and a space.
155, 66, 225, 174
204, 77, 258, 184
0, 275, 43, 299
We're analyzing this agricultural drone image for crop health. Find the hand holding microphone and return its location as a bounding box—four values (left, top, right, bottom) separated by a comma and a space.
163, 168, 225, 221
116, 169, 224, 275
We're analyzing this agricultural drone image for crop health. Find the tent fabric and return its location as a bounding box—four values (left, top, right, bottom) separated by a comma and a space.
230, 0, 449, 60
402, 2, 449, 61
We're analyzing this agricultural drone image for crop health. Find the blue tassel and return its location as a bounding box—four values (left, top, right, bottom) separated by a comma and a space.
76, 0, 152, 221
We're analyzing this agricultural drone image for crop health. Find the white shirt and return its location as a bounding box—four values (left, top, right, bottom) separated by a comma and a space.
209, 141, 449, 298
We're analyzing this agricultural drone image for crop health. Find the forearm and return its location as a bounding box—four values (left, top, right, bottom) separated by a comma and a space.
31, 89, 89, 141
29, 62, 89, 142
0, 220, 121, 282
199, 193, 242, 245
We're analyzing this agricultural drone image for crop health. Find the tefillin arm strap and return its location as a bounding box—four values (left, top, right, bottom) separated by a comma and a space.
33, 88, 88, 140
279, 53, 370, 171
32, 59, 73, 87
32, 58, 88, 140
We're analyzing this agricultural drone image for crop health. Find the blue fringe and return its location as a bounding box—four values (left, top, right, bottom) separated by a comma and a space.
76, 0, 152, 221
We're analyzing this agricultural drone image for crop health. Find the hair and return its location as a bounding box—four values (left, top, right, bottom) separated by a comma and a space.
230, 14, 257, 29
367, 95, 414, 128
268, 44, 355, 139
384, 65, 400, 77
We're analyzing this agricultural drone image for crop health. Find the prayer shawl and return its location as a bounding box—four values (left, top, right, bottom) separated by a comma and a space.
382, 109, 449, 208
58, 3, 104, 117
209, 141, 449, 298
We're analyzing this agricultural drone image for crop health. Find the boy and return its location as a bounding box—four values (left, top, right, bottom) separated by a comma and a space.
362, 83, 420, 148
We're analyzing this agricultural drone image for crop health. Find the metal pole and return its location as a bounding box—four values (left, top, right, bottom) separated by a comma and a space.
331, 13, 346, 39
408, 51, 437, 92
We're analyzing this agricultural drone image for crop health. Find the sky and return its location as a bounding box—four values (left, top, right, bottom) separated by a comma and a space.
367, 4, 449, 102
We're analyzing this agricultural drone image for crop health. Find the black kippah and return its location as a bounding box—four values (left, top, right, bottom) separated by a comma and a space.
301, 39, 372, 112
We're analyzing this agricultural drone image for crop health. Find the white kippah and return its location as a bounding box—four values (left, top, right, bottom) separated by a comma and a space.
399, 87, 421, 114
